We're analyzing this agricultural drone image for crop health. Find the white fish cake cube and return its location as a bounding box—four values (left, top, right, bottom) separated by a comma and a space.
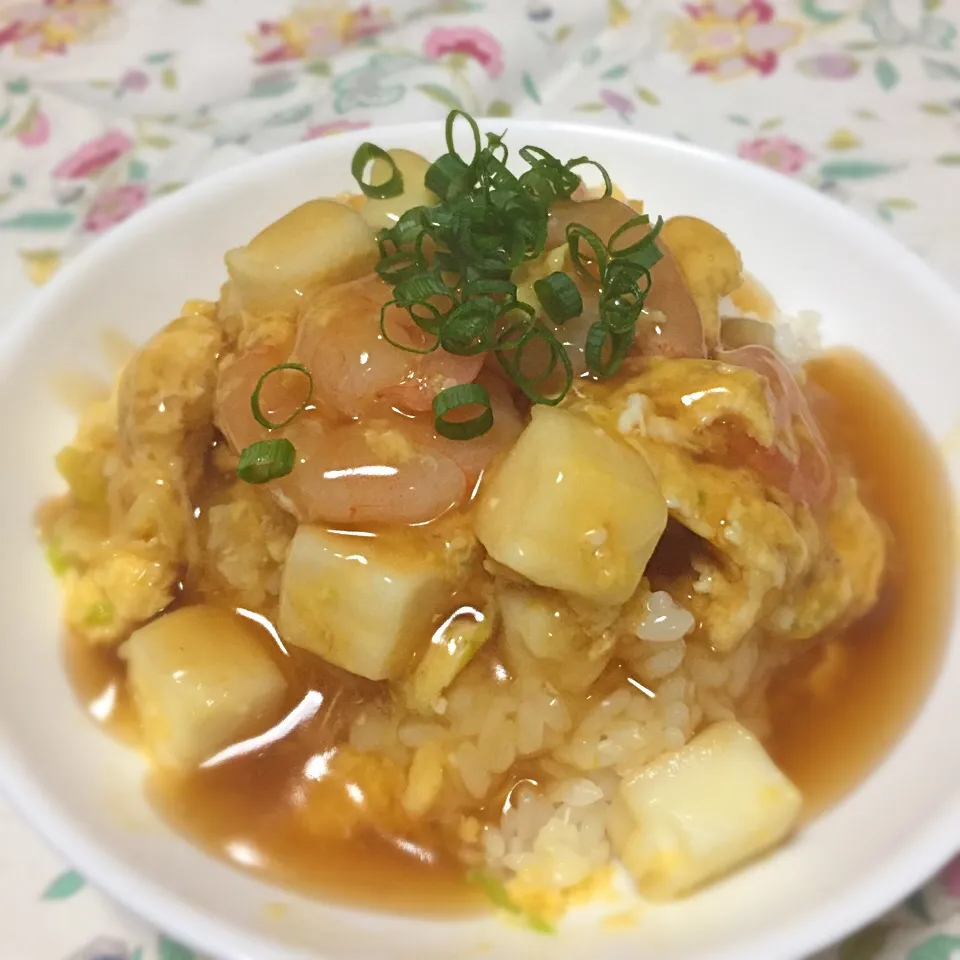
612, 720, 802, 899
279, 525, 462, 681
122, 605, 287, 771
476, 406, 667, 604
225, 199, 377, 314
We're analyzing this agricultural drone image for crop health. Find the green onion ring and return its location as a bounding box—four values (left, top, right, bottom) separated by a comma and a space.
565, 158, 613, 199
380, 300, 442, 351
433, 382, 494, 440
250, 363, 313, 430
351, 143, 404, 200
566, 222, 609, 280
237, 438, 297, 484
534, 271, 583, 324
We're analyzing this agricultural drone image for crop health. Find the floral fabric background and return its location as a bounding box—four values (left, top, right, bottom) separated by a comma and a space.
1, 0, 959, 957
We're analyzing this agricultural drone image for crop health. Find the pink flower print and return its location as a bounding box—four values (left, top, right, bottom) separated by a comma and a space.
303, 118, 371, 140
0, 1, 114, 58
118, 68, 149, 93
670, 0, 802, 80
600, 88, 635, 120
941, 854, 960, 898
83, 183, 146, 232
15, 105, 51, 147
248, 3, 390, 63
423, 26, 503, 78
738, 135, 811, 174
797, 52, 861, 80
344, 4, 389, 42
53, 130, 133, 179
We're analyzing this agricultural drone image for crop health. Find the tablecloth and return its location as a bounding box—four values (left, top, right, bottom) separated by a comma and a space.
1, 1, 959, 958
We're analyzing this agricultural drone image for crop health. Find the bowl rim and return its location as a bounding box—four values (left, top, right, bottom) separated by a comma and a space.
2, 117, 959, 960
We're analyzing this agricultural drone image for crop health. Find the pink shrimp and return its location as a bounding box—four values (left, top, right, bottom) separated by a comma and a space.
290, 273, 484, 418
545, 197, 706, 361
214, 275, 523, 526
716, 344, 836, 509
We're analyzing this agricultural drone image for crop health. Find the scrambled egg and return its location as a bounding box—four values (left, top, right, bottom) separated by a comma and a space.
42, 303, 225, 644
574, 358, 886, 653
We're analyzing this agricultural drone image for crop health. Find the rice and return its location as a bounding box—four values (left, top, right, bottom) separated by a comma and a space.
345, 582, 776, 917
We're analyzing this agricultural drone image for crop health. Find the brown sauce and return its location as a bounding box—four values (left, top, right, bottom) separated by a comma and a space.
765, 350, 954, 815
63, 350, 955, 909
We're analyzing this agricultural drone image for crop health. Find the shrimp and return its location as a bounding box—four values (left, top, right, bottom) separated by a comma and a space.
214, 275, 523, 526
291, 274, 485, 418
716, 344, 835, 509
545, 197, 706, 360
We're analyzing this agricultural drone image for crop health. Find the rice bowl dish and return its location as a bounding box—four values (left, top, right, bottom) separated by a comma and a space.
31, 111, 955, 937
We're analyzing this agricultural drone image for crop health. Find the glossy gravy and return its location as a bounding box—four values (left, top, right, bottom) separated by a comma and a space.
64, 350, 955, 911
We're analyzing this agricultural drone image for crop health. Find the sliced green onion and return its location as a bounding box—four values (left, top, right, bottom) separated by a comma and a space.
566, 222, 608, 281
445, 109, 483, 167
606, 214, 651, 256
565, 157, 613, 198
425, 153, 472, 200
393, 271, 453, 307
237, 438, 296, 484
250, 363, 313, 430
380, 300, 442, 348
441, 298, 498, 355
84, 599, 115, 627
375, 249, 427, 284
351, 143, 404, 200
462, 277, 517, 299
485, 130, 509, 165
585, 323, 633, 377
349, 110, 666, 441
533, 271, 583, 324
496, 322, 573, 405
433, 383, 493, 440
618, 215, 665, 270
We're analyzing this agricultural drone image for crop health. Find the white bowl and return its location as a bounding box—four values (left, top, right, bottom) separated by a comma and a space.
1, 120, 958, 960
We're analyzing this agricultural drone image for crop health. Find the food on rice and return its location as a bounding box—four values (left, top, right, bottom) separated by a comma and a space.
39, 112, 952, 930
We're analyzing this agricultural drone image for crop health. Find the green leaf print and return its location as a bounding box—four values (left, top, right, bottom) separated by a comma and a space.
415, 83, 462, 111
909, 934, 960, 960
554, 24, 572, 44
575, 102, 606, 112
800, 0, 845, 23
924, 58, 960, 81
581, 45, 601, 66
5, 77, 29, 95
727, 113, 751, 126
522, 71, 541, 104
160, 67, 178, 90
249, 72, 297, 98
41, 869, 85, 900
875, 57, 900, 90
0, 210, 75, 230
838, 922, 890, 960
635, 86, 661, 106
127, 158, 150, 181
921, 101, 952, 114
601, 64, 628, 80
265, 103, 314, 126
158, 934, 196, 960
486, 99, 512, 117
819, 160, 899, 179
937, 153, 960, 165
